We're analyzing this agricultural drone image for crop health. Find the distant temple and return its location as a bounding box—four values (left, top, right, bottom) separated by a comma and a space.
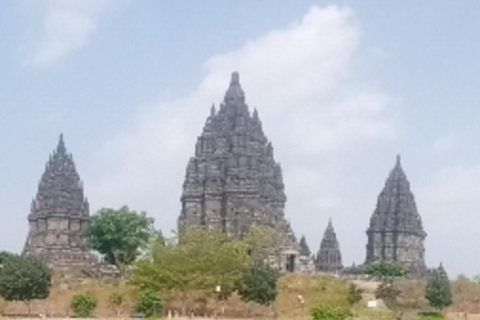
178, 72, 310, 273
315, 220, 343, 273
366, 155, 426, 276
24, 135, 98, 271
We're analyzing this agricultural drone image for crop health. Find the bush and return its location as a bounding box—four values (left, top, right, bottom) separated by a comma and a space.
346, 284, 362, 305
137, 289, 162, 318
237, 264, 279, 306
311, 305, 351, 320
71, 292, 98, 318
418, 311, 444, 319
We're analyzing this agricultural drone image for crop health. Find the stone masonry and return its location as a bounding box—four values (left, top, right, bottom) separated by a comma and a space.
24, 135, 98, 270
316, 220, 343, 273
178, 72, 308, 272
366, 155, 426, 276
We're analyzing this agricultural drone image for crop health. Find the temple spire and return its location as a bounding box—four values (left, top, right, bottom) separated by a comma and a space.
315, 220, 343, 273
224, 71, 245, 104
299, 235, 311, 257
57, 133, 66, 154
366, 156, 426, 276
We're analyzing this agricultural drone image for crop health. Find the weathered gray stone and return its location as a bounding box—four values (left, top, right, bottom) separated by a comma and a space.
366, 155, 426, 276
316, 220, 343, 273
178, 72, 308, 273
24, 135, 99, 272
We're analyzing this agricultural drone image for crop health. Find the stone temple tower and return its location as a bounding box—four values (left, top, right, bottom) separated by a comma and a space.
179, 72, 287, 238
24, 135, 97, 270
366, 155, 426, 276
315, 220, 343, 273
179, 72, 306, 272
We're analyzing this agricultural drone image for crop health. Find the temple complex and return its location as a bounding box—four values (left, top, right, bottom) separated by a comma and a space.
366, 156, 426, 276
178, 72, 306, 272
24, 135, 98, 271
315, 220, 343, 273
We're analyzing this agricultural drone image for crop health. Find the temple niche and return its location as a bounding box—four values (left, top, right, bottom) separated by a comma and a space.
178, 72, 309, 273
366, 156, 427, 276
24, 135, 99, 272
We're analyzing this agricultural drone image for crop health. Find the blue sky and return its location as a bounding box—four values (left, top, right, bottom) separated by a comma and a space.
1, 1, 480, 277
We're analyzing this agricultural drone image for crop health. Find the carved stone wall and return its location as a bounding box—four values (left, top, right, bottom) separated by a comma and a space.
24, 135, 99, 270
178, 72, 307, 272
366, 156, 426, 276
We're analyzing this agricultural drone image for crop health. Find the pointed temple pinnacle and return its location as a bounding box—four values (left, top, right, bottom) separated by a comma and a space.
396, 154, 401, 167
210, 104, 216, 116
231, 71, 240, 85
57, 133, 66, 154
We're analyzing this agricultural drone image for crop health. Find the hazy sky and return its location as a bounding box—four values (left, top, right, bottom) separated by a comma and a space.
1, 1, 480, 277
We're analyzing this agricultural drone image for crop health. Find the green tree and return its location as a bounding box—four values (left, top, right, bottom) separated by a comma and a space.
71, 292, 98, 317
364, 262, 407, 280
426, 265, 452, 311
0, 254, 51, 314
136, 289, 162, 318
132, 228, 249, 313
236, 264, 279, 306
347, 283, 363, 305
87, 206, 154, 275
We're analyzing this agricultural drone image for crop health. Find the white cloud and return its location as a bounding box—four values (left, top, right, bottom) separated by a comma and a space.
31, 0, 110, 68
86, 6, 397, 264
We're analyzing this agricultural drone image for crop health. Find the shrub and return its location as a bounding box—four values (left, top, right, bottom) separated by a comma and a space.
346, 284, 362, 305
236, 264, 279, 306
71, 292, 98, 318
137, 289, 162, 318
418, 311, 444, 319
311, 305, 351, 320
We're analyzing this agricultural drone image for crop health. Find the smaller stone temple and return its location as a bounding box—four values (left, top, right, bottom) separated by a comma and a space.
315, 220, 343, 273
299, 235, 311, 257
24, 135, 98, 271
365, 155, 426, 276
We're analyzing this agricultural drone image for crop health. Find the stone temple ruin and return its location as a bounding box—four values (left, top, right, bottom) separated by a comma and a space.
366, 155, 427, 276
315, 220, 343, 273
23, 135, 99, 273
21, 73, 431, 278
178, 72, 313, 273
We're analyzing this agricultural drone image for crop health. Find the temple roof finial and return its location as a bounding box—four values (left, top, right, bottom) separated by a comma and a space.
231, 71, 240, 85
396, 154, 401, 167
57, 133, 66, 154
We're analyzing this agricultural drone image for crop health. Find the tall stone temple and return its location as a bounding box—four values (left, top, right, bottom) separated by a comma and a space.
315, 220, 343, 273
366, 155, 426, 276
179, 72, 306, 272
24, 135, 98, 271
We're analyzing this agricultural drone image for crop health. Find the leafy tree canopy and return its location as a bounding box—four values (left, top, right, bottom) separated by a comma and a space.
363, 261, 407, 280
87, 206, 155, 274
236, 264, 279, 306
426, 268, 452, 310
132, 228, 249, 298
0, 254, 51, 310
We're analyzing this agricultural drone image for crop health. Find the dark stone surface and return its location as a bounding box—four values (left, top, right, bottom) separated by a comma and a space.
24, 135, 99, 270
316, 220, 343, 272
365, 155, 426, 276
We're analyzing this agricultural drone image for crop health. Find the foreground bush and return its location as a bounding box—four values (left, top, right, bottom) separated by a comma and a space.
137, 289, 162, 318
71, 292, 98, 317
0, 254, 51, 314
311, 305, 351, 320
237, 264, 279, 305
